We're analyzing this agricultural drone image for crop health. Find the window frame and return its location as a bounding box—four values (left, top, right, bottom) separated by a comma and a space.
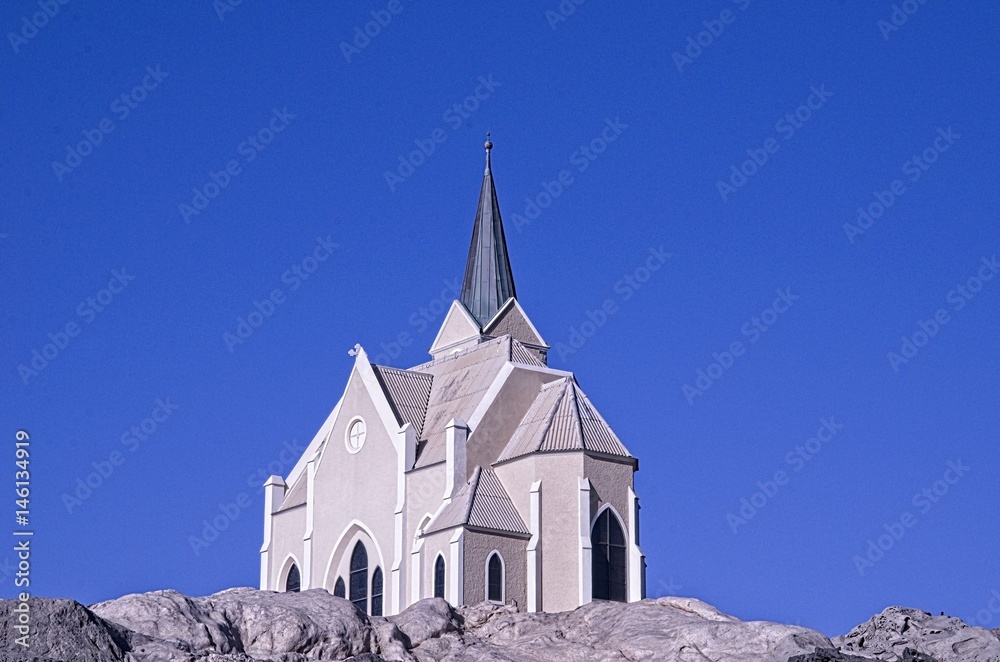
485, 551, 505, 605
591, 506, 628, 603
284, 563, 301, 593
433, 554, 446, 599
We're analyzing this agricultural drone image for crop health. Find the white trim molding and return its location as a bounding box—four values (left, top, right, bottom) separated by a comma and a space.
577, 477, 592, 606
526, 479, 542, 612
627, 486, 646, 602
448, 529, 464, 606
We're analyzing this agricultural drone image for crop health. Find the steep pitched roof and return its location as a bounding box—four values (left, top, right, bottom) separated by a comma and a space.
372, 365, 433, 437
460, 139, 516, 326
497, 377, 632, 463
423, 466, 529, 537
409, 336, 514, 468
510, 338, 545, 367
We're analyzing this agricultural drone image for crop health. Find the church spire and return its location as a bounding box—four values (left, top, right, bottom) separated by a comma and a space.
460, 136, 517, 326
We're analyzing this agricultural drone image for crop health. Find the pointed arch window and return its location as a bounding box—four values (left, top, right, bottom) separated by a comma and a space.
371, 567, 384, 616
487, 552, 504, 604
433, 556, 446, 599
285, 563, 300, 593
333, 577, 345, 598
350, 542, 369, 612
591, 508, 627, 602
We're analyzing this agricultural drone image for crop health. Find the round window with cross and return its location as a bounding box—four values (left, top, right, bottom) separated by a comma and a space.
345, 417, 367, 454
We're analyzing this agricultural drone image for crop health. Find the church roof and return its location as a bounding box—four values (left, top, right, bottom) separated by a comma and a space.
497, 377, 632, 463
460, 138, 516, 326
509, 338, 545, 367
372, 365, 433, 437
423, 466, 529, 537
409, 336, 514, 468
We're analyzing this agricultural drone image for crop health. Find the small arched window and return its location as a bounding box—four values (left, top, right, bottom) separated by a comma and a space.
487, 552, 504, 604
371, 567, 384, 616
433, 555, 446, 599
285, 563, 300, 593
350, 542, 369, 613
333, 577, 345, 598
591, 508, 627, 602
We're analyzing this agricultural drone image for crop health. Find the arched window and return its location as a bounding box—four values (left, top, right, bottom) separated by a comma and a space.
350, 542, 368, 613
433, 555, 446, 599
487, 552, 504, 604
371, 567, 384, 616
591, 508, 627, 602
333, 577, 345, 598
285, 563, 301, 593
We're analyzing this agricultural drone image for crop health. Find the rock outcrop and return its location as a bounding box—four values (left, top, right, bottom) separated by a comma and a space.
833, 606, 1000, 662
2, 588, 998, 662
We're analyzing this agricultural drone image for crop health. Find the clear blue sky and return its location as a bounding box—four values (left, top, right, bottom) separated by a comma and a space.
2, 1, 998, 637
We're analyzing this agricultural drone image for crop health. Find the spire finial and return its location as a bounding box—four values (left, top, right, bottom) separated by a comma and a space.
484, 132, 492, 173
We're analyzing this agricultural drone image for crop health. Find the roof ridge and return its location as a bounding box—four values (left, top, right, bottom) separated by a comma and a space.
462, 466, 484, 524
567, 381, 586, 449
374, 364, 433, 379
408, 335, 508, 371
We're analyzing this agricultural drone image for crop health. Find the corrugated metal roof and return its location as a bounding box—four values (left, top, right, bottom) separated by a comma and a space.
372, 365, 433, 437
423, 466, 529, 537
467, 466, 530, 535
497, 378, 631, 463
510, 338, 545, 367
410, 337, 512, 468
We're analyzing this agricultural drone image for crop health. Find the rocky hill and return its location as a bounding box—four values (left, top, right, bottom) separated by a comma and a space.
2, 588, 999, 662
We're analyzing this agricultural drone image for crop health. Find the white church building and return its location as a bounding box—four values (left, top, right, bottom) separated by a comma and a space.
259, 139, 645, 615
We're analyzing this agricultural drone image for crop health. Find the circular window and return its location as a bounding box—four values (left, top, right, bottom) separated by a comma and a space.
345, 418, 367, 454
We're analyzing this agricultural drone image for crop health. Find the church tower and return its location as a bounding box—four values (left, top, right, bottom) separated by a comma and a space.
260, 139, 645, 615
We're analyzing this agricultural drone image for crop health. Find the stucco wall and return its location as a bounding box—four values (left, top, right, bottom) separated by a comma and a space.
463, 531, 527, 608
308, 367, 398, 608
467, 366, 562, 475
487, 303, 542, 347
404, 461, 445, 605
584, 455, 635, 535
416, 528, 454, 601
269, 503, 307, 590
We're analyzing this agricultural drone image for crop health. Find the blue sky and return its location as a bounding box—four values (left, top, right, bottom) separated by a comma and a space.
2, 0, 998, 637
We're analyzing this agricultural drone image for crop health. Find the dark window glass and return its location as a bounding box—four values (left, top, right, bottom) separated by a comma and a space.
285, 564, 300, 593
350, 542, 368, 613
434, 556, 446, 599
371, 567, 384, 616
487, 553, 503, 603
591, 509, 627, 603
334, 577, 345, 598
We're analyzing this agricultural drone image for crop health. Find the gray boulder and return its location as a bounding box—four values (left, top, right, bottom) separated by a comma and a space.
4, 588, 998, 662
833, 606, 1000, 662
430, 595, 832, 661
0, 596, 131, 661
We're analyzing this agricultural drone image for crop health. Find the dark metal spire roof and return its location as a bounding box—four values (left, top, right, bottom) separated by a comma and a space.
460, 136, 517, 326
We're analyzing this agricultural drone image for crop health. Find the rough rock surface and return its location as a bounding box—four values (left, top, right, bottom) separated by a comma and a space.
833, 606, 1000, 662
0, 588, 994, 662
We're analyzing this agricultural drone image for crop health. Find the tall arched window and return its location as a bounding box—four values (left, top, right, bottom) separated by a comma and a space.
433, 555, 446, 599
591, 508, 627, 602
350, 542, 368, 612
285, 563, 301, 593
333, 577, 345, 598
487, 552, 504, 604
371, 567, 384, 616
